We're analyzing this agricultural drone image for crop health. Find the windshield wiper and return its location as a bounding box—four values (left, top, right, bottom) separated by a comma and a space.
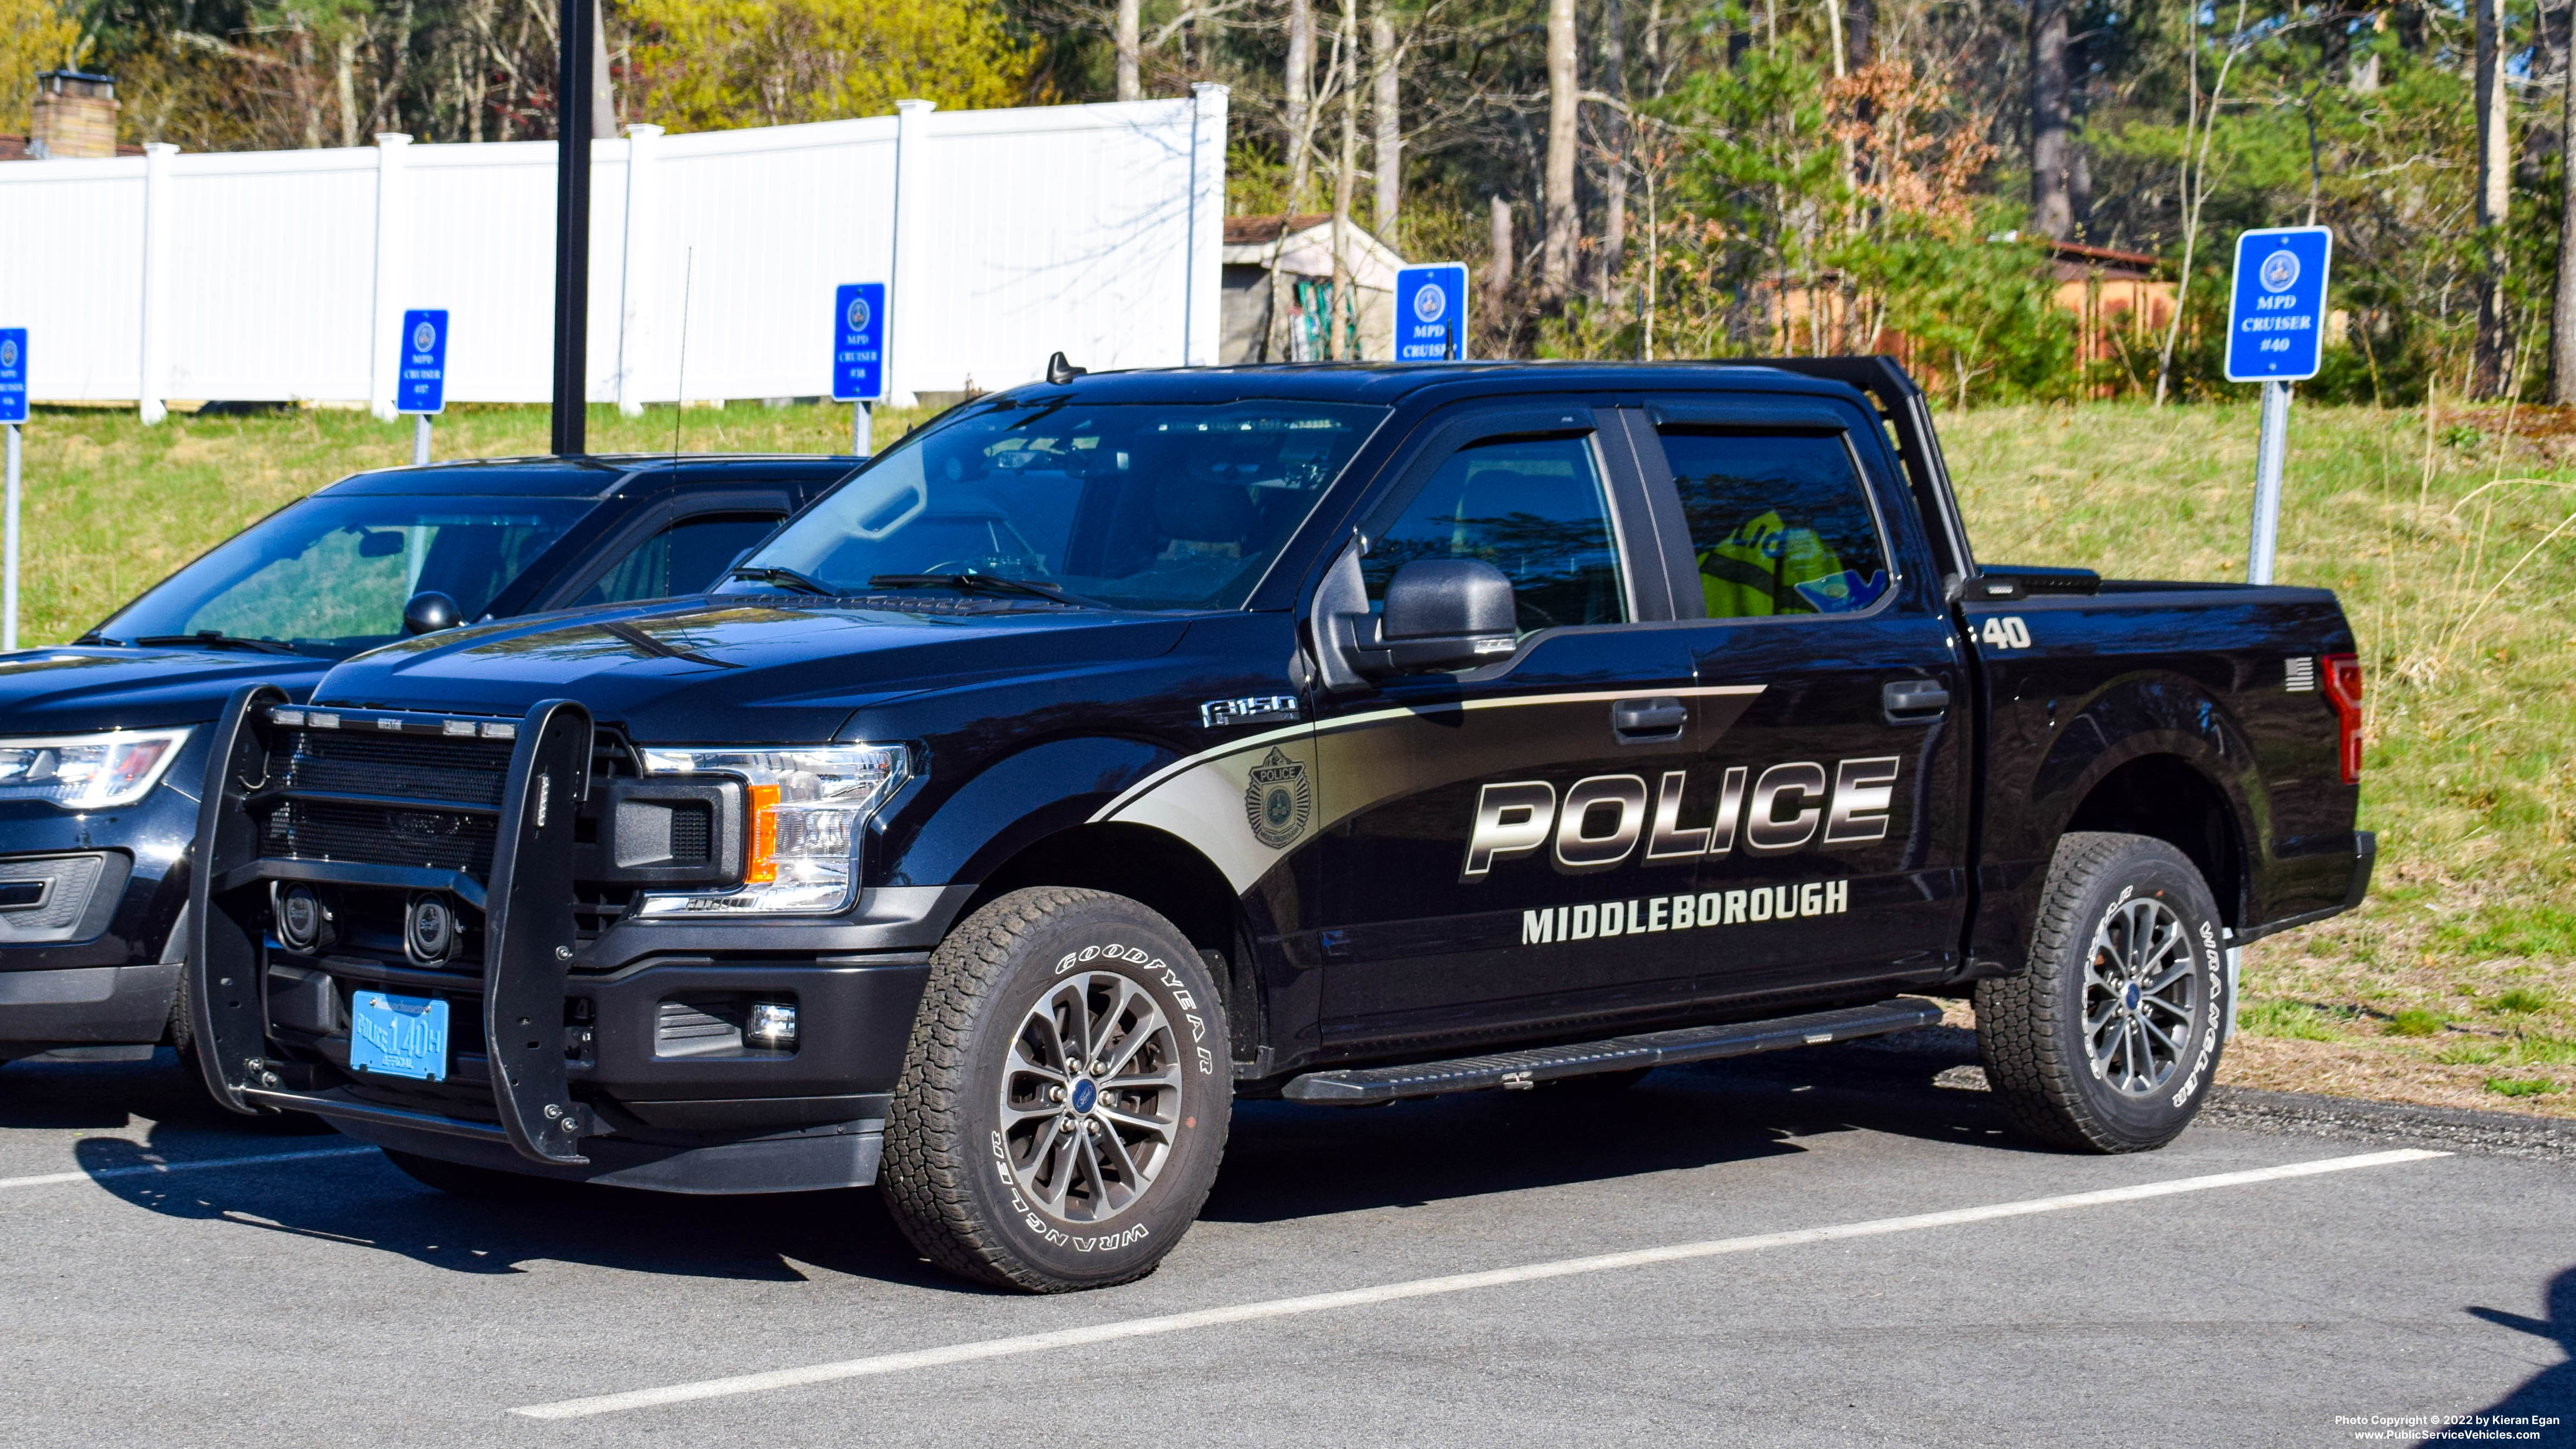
131, 632, 302, 656
868, 573, 1103, 608
727, 565, 838, 597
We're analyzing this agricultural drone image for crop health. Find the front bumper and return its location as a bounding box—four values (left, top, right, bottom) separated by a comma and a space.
187, 688, 944, 1192
0, 770, 201, 1049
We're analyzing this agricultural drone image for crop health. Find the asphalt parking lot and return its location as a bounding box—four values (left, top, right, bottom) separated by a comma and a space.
3, 1034, 2568, 1448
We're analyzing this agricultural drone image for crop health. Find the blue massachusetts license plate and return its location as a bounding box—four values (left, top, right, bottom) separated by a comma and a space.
349, 990, 450, 1081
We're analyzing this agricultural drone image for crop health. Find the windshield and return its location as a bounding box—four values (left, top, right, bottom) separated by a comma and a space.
95, 494, 589, 656
729, 398, 1388, 610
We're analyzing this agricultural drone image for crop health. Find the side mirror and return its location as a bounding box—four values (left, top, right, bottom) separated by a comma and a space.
1348, 559, 1518, 676
403, 590, 461, 636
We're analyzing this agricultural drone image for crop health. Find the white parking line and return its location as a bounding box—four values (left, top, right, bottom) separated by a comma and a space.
513, 1146, 2448, 1421
0, 1145, 378, 1192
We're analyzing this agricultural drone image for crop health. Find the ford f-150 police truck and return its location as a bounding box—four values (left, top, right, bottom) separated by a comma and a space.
183, 358, 2373, 1293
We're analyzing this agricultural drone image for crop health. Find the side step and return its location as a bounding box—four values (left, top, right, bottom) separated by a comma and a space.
1281, 997, 1946, 1105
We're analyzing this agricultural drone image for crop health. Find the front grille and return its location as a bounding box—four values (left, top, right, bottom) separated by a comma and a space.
256, 721, 517, 879
269, 798, 498, 874
267, 729, 513, 808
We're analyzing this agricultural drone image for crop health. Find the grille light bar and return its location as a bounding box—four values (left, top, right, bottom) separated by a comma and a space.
269, 706, 517, 740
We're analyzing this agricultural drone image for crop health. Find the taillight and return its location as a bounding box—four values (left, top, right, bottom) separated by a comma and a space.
2322, 652, 2364, 784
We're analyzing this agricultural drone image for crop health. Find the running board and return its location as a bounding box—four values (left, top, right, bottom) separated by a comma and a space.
1281, 997, 1946, 1105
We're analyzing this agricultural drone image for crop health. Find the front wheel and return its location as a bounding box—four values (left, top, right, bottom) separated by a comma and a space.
1975, 832, 2230, 1153
881, 887, 1233, 1292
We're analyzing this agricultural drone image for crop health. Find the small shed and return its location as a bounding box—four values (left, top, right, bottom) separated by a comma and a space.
1221, 215, 1409, 364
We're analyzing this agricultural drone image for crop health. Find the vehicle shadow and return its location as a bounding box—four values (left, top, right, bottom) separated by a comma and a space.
1203, 1031, 2024, 1225
42, 1031, 2022, 1289
0, 1048, 337, 1137
67, 1125, 971, 1291
2466, 1265, 2576, 1418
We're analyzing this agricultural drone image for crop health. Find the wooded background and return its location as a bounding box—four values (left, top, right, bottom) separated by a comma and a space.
4, 0, 2567, 404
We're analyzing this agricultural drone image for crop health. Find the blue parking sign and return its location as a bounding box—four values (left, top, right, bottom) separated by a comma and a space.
0, 329, 25, 424
833, 283, 887, 402
2224, 228, 2333, 383
396, 310, 449, 414
1394, 265, 1469, 362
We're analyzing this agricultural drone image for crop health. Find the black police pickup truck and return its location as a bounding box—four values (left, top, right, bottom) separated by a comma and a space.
183, 359, 2373, 1293
0, 454, 851, 1071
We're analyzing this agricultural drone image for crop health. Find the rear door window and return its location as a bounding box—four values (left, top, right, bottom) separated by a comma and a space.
1658, 431, 1890, 619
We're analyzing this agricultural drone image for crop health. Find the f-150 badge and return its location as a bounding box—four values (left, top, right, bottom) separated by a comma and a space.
1245, 748, 1313, 848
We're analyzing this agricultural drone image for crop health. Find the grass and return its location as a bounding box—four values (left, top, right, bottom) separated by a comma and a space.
4, 392, 2572, 1115
1944, 397, 2576, 1117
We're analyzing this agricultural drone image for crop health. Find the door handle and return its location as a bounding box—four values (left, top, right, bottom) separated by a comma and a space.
1612, 696, 1688, 742
1882, 679, 1951, 723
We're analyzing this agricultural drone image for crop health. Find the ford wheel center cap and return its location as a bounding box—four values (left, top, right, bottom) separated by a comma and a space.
1071, 1078, 1098, 1113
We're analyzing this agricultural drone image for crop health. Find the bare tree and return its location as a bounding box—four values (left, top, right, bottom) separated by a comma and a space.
2030, 0, 2073, 239
1542, 0, 1576, 295
1487, 193, 1515, 305
1372, 3, 1401, 238
1116, 0, 1141, 100
1599, 0, 1628, 299
2472, 0, 2510, 397
1331, 0, 1359, 356
1287, 0, 1317, 209
591, 0, 615, 136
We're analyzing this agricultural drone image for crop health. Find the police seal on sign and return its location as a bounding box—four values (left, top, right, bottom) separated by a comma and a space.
1244, 748, 1311, 848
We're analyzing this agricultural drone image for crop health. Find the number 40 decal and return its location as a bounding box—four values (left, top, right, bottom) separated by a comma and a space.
1980, 615, 2034, 650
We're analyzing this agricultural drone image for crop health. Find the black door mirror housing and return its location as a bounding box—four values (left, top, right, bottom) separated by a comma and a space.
402, 590, 462, 636
1345, 559, 1519, 676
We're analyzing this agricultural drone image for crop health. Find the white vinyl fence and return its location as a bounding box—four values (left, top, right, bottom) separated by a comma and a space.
0, 88, 1227, 418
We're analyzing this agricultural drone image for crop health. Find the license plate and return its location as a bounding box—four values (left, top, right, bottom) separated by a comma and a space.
349, 990, 450, 1081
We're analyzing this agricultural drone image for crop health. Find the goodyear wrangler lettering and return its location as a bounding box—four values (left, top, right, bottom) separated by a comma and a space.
1465, 756, 1899, 880
1522, 879, 1851, 944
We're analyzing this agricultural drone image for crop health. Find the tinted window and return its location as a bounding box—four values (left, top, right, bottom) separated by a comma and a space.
96, 496, 589, 656
737, 400, 1386, 611
576, 513, 781, 608
1366, 434, 1625, 634
1661, 431, 1890, 619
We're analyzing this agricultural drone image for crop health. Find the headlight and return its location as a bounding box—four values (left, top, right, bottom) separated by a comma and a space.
0, 728, 192, 810
633, 744, 911, 916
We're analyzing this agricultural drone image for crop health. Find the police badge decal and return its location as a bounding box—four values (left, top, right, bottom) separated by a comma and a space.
1244, 748, 1312, 848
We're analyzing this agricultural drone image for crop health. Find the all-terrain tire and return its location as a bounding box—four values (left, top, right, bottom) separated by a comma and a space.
1975, 831, 2230, 1153
881, 887, 1233, 1293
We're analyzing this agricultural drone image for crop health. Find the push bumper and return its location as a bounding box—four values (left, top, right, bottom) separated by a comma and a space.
186, 687, 939, 1193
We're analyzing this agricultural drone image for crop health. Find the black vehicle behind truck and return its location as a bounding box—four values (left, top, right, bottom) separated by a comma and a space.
184, 359, 2372, 1291
0, 454, 852, 1071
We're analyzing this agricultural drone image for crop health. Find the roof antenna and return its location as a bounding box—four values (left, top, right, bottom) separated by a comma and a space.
1046, 351, 1085, 385
671, 246, 695, 463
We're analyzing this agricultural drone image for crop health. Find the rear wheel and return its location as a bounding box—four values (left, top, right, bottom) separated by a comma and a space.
881, 887, 1232, 1293
1975, 832, 2229, 1153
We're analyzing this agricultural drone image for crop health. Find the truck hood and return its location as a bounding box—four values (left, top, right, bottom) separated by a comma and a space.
0, 646, 331, 733
310, 599, 1194, 744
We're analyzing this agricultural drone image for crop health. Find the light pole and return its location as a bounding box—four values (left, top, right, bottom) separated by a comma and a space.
550, 0, 596, 455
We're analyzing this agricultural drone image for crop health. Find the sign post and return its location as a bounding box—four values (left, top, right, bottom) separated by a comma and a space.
2224, 226, 2333, 587
0, 328, 25, 652
1393, 265, 1470, 362
396, 309, 449, 465
832, 283, 887, 456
